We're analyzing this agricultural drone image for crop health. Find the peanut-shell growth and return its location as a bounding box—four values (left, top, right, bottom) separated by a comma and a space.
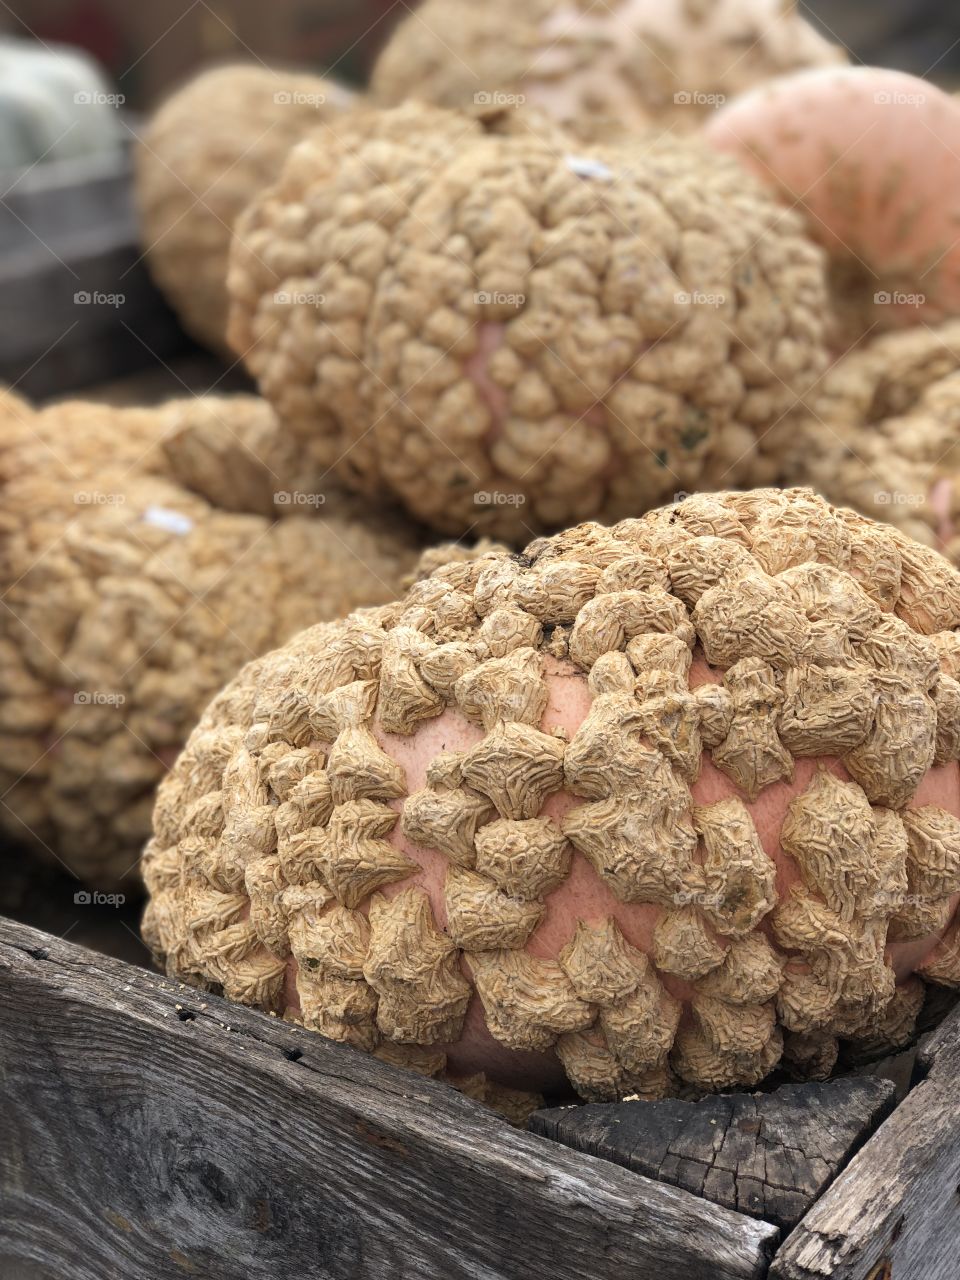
371, 0, 844, 140
144, 488, 960, 1116
0, 394, 422, 891
773, 322, 960, 560
135, 64, 354, 353
229, 104, 829, 539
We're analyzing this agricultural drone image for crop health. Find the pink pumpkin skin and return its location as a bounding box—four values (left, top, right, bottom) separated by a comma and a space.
281, 656, 960, 1094
704, 67, 960, 335
464, 321, 610, 458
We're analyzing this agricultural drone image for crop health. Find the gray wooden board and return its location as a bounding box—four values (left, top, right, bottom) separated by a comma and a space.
0, 917, 778, 1280
770, 999, 960, 1280
530, 1078, 897, 1233
0, 238, 191, 398
0, 148, 195, 397
529, 1075, 901, 1233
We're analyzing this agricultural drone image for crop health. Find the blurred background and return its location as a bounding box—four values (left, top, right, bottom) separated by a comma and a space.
1, 0, 402, 106
0, 0, 958, 111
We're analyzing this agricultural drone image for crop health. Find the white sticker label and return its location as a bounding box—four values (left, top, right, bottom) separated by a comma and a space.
142, 505, 194, 536
565, 154, 615, 181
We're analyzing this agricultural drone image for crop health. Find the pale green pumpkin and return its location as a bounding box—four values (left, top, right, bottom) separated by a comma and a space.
0, 38, 125, 170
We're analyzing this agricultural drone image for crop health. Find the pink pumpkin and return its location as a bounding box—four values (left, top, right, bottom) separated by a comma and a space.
705, 67, 960, 342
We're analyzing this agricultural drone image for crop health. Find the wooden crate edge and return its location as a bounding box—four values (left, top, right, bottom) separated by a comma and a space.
0, 916, 778, 1280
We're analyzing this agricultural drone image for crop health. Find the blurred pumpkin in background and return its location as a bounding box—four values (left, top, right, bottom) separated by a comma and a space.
0, 37, 125, 170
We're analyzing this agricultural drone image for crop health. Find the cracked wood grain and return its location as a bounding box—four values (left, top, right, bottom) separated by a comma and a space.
769, 1002, 960, 1280
0, 917, 777, 1280
530, 1079, 897, 1232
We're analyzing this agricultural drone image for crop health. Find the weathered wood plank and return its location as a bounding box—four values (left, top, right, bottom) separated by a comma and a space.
0, 150, 193, 398
770, 1000, 960, 1280
0, 918, 778, 1280
530, 1079, 896, 1233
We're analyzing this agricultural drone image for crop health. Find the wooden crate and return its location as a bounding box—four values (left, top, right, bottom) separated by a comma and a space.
1, 914, 957, 1280
0, 145, 197, 400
